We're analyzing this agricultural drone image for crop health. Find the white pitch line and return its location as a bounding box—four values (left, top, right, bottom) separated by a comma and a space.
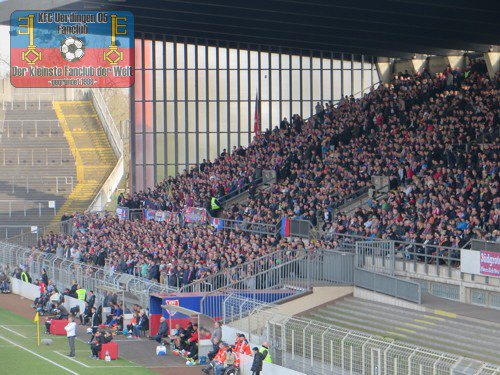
0, 334, 79, 375
90, 366, 141, 368
54, 351, 90, 368
0, 325, 27, 338
1, 324, 33, 327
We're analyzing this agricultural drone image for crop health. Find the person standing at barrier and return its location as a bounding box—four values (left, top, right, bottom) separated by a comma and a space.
76, 285, 86, 301
89, 307, 101, 343
20, 267, 31, 283
210, 196, 222, 217
250, 346, 264, 375
259, 341, 272, 364
212, 321, 222, 346
87, 290, 95, 309
64, 317, 77, 357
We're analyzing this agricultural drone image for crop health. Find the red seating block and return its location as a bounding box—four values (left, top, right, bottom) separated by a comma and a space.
50, 319, 69, 335
99, 342, 118, 360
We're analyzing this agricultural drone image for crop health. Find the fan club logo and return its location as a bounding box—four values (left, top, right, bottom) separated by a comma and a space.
10, 10, 134, 88
60, 36, 85, 62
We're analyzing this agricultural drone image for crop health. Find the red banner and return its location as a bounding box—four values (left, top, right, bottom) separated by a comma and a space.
183, 207, 207, 224
480, 251, 500, 277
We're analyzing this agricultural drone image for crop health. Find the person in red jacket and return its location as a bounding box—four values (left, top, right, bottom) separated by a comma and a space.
183, 323, 198, 357
236, 334, 251, 356
202, 342, 227, 374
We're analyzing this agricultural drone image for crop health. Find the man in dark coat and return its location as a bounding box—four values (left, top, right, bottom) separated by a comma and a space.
152, 316, 169, 343
251, 346, 264, 375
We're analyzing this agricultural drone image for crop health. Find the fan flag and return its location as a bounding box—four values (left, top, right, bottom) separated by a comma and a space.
253, 91, 261, 136
281, 217, 291, 237
10, 10, 134, 88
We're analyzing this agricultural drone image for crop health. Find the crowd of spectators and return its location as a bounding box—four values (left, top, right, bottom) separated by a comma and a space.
32, 59, 499, 285
36, 214, 313, 287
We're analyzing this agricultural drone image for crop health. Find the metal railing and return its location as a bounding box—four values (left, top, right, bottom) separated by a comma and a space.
223, 295, 500, 375
200, 249, 357, 318
218, 176, 263, 205
353, 267, 421, 303
1, 93, 57, 110
0, 241, 178, 308
87, 89, 124, 213
217, 216, 282, 236
0, 147, 74, 166
87, 156, 124, 212
0, 200, 57, 219
88, 88, 123, 157
179, 249, 295, 293
2, 175, 74, 194
3, 219, 75, 248
217, 169, 276, 206
470, 239, 500, 253
325, 232, 466, 276
0, 225, 38, 240
0, 119, 61, 138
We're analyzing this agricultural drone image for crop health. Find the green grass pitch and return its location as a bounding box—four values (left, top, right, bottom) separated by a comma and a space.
0, 306, 156, 375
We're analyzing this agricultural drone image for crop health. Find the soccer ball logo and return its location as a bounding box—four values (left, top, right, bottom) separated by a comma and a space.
60, 36, 85, 62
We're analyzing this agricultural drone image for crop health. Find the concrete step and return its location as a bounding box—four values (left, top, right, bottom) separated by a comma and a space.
317, 304, 500, 349
340, 297, 500, 336
306, 297, 500, 364
307, 312, 500, 365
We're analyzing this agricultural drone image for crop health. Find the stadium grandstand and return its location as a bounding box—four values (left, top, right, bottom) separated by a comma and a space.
0, 0, 499, 374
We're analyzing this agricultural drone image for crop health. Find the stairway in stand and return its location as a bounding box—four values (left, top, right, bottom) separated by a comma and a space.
52, 101, 117, 222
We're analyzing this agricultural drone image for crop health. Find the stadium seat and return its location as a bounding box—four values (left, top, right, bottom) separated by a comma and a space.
99, 342, 118, 360
49, 319, 69, 335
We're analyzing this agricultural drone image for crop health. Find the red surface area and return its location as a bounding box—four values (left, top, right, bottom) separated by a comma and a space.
10, 48, 134, 87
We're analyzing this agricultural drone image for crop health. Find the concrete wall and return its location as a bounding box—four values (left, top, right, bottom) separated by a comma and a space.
221, 325, 306, 375
9, 277, 86, 313
485, 52, 500, 78
10, 277, 40, 300
353, 287, 426, 311
277, 286, 353, 316
393, 59, 415, 75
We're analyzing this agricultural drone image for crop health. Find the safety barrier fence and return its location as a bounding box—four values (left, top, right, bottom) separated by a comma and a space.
3, 219, 75, 248
0, 226, 38, 240
88, 88, 123, 157
1, 94, 58, 110
200, 249, 360, 318
323, 232, 471, 277
179, 249, 295, 293
0, 200, 58, 219
0, 119, 61, 138
0, 147, 74, 166
2, 175, 75, 194
222, 295, 500, 375
0, 241, 177, 308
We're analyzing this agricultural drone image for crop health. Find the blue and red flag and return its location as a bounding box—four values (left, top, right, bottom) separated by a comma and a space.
211, 217, 224, 230
10, 11, 134, 88
281, 216, 291, 237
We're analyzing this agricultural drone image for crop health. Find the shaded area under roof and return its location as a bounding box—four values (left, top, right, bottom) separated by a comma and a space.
1, 0, 499, 58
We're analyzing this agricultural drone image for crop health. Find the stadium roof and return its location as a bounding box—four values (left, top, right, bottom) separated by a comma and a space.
2, 0, 499, 59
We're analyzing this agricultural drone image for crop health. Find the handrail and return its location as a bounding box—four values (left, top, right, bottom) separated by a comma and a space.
86, 89, 125, 213
215, 216, 281, 236
334, 186, 370, 209
89, 88, 123, 157
218, 175, 263, 205
200, 252, 309, 314
322, 232, 473, 257
87, 156, 124, 212
178, 249, 291, 293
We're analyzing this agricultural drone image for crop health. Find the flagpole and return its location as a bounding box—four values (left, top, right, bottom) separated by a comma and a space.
34, 312, 40, 346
